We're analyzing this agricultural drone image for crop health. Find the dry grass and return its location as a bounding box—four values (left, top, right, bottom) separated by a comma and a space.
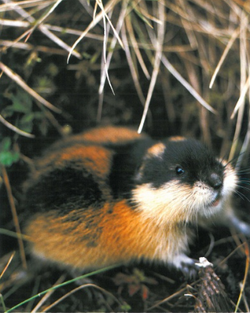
0, 0, 249, 158
1, 0, 250, 312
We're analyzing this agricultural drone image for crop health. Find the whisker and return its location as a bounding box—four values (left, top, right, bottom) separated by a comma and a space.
236, 183, 250, 192
234, 190, 250, 203
237, 168, 250, 174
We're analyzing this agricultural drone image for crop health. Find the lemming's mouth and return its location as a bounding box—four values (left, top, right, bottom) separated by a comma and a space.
210, 194, 222, 207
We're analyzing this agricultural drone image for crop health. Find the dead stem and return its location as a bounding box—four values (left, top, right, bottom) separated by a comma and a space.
1, 166, 27, 270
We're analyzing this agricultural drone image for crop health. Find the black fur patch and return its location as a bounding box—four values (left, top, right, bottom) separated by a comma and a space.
107, 139, 155, 198
24, 166, 104, 214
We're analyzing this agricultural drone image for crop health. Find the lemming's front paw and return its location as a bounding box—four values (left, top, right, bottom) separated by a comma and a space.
171, 253, 198, 279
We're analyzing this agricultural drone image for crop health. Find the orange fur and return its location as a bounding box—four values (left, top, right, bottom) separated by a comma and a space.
146, 143, 165, 158
80, 126, 144, 143
26, 200, 187, 269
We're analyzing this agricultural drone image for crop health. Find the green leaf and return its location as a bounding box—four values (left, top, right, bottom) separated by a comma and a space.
0, 150, 20, 166
1, 137, 11, 151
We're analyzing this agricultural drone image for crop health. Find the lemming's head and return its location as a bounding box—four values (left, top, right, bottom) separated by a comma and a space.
132, 137, 237, 224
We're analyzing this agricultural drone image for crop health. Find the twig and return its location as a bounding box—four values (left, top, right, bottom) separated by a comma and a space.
1, 166, 27, 270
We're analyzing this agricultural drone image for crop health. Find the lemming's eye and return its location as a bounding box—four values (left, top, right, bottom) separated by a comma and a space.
175, 166, 185, 175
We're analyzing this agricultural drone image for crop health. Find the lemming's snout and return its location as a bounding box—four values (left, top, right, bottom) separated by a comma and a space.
208, 173, 223, 190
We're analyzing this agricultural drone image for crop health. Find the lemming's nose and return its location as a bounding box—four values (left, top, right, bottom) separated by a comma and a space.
208, 173, 222, 190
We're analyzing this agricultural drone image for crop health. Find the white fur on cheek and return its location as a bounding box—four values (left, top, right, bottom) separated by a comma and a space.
222, 163, 238, 196
132, 169, 236, 225
132, 181, 207, 224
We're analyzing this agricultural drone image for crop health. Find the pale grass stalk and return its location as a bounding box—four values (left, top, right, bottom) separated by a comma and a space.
234, 242, 249, 312
0, 252, 15, 280
39, 25, 82, 59
67, 0, 123, 63
209, 25, 241, 88
147, 285, 188, 311
41, 283, 122, 312
134, 3, 162, 25
78, 0, 94, 16
177, 0, 198, 49
0, 19, 105, 41
0, 0, 53, 12
99, 1, 115, 94
25, 0, 63, 28
236, 70, 250, 168
95, 0, 124, 52
126, 9, 154, 59
0, 39, 69, 55
0, 19, 30, 27
236, 95, 250, 168
44, 24, 104, 41
231, 76, 250, 120
93, 0, 98, 19
0, 62, 61, 113
121, 23, 146, 105
30, 275, 66, 313
96, 11, 114, 121
138, 1, 165, 134
229, 12, 249, 163
161, 55, 216, 114
126, 12, 150, 79
0, 114, 35, 138
97, 0, 129, 120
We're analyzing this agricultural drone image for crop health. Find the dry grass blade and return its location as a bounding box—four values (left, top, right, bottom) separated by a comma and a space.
0, 39, 69, 55
0, 252, 15, 280
121, 23, 146, 105
1, 166, 27, 270
41, 283, 123, 312
1, 0, 81, 59
234, 241, 249, 312
236, 96, 250, 168
0, 19, 104, 42
99, 7, 115, 95
231, 76, 250, 120
138, 1, 165, 134
161, 55, 216, 114
27, 0, 63, 30
67, 0, 123, 63
125, 12, 150, 79
0, 114, 35, 138
0, 62, 61, 113
229, 11, 249, 163
38, 25, 82, 59
148, 285, 188, 311
97, 0, 129, 121
30, 275, 66, 313
5, 265, 120, 313
0, 0, 53, 12
209, 26, 241, 89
